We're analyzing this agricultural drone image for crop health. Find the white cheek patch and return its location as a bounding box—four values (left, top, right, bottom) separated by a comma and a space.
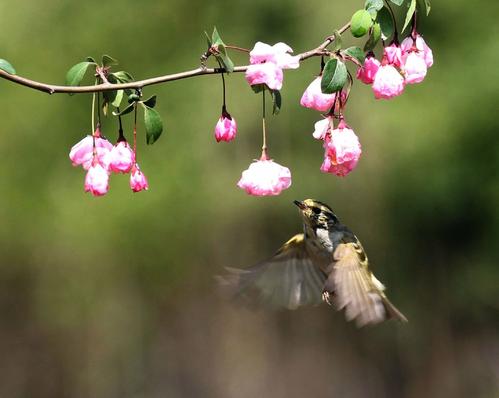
316, 228, 334, 252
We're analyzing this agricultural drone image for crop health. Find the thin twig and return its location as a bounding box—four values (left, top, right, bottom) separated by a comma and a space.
0, 22, 351, 95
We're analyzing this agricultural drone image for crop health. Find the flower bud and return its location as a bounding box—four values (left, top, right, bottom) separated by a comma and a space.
356, 56, 381, 85
300, 76, 337, 112
215, 111, 237, 142
372, 65, 405, 99
237, 158, 291, 196
130, 164, 149, 192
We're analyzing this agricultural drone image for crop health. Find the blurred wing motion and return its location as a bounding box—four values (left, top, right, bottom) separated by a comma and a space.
323, 241, 408, 327
218, 234, 327, 309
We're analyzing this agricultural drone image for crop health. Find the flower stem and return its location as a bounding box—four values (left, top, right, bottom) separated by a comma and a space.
217, 60, 226, 107
133, 104, 138, 162
261, 89, 268, 160
225, 45, 250, 53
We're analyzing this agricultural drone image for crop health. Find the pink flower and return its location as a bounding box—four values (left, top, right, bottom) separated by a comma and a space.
69, 128, 113, 170
109, 141, 135, 173
84, 161, 109, 196
300, 76, 337, 112
245, 62, 283, 90
403, 51, 427, 84
245, 41, 300, 90
312, 117, 332, 140
321, 120, 361, 177
384, 43, 403, 68
130, 164, 149, 192
372, 65, 405, 99
356, 56, 381, 85
401, 34, 433, 68
249, 42, 300, 69
237, 158, 291, 196
215, 108, 237, 142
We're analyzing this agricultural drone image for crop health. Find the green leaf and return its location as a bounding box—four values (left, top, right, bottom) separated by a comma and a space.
365, 0, 384, 11
0, 59, 16, 74
204, 31, 212, 48
350, 9, 374, 38
85, 56, 96, 63
112, 71, 134, 83
321, 58, 347, 94
112, 90, 124, 108
112, 102, 135, 116
343, 47, 365, 64
211, 27, 223, 46
363, 23, 381, 52
65, 61, 94, 86
142, 95, 157, 108
402, 0, 417, 32
102, 54, 118, 68
389, 0, 405, 5
143, 105, 163, 145
216, 44, 234, 73
271, 90, 281, 115
422, 0, 431, 15
377, 7, 395, 40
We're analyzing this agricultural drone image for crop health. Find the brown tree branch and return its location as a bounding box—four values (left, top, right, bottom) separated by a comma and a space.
0, 23, 350, 95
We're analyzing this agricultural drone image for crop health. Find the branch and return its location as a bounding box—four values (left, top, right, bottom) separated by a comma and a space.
0, 22, 350, 95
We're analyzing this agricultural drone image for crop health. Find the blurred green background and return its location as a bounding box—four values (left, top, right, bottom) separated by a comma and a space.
0, 0, 497, 397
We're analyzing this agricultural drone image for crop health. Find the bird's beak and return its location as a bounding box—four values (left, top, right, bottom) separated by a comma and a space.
293, 200, 306, 210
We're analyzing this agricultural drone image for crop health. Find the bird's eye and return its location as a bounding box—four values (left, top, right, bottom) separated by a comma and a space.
312, 207, 321, 215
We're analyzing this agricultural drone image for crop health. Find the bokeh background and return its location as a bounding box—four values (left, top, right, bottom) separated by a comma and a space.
0, 0, 497, 397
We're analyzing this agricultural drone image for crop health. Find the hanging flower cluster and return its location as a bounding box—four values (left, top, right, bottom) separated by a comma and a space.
69, 125, 148, 196
358, 32, 433, 99
57, 1, 433, 198
301, 75, 362, 176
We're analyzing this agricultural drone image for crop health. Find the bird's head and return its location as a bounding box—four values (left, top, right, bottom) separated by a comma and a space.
293, 199, 339, 230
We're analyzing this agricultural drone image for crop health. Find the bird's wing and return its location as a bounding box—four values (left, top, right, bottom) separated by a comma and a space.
324, 240, 408, 327
218, 234, 327, 309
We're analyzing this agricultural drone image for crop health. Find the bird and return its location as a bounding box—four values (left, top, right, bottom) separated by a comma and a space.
219, 199, 408, 327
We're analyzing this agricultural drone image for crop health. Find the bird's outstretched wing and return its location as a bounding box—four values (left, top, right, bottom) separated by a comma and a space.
218, 234, 327, 309
323, 241, 408, 327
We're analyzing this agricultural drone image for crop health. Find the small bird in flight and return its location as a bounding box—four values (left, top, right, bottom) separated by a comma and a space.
220, 199, 407, 327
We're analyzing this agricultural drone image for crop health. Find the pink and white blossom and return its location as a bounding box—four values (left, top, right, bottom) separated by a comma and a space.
300, 76, 337, 112
84, 161, 109, 196
401, 34, 433, 68
245, 41, 299, 90
245, 62, 284, 90
237, 158, 291, 196
384, 43, 403, 68
372, 65, 405, 99
215, 110, 237, 142
69, 128, 113, 170
130, 164, 149, 192
249, 42, 300, 69
403, 51, 427, 84
109, 141, 135, 173
356, 56, 381, 85
312, 117, 332, 140
321, 120, 361, 177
